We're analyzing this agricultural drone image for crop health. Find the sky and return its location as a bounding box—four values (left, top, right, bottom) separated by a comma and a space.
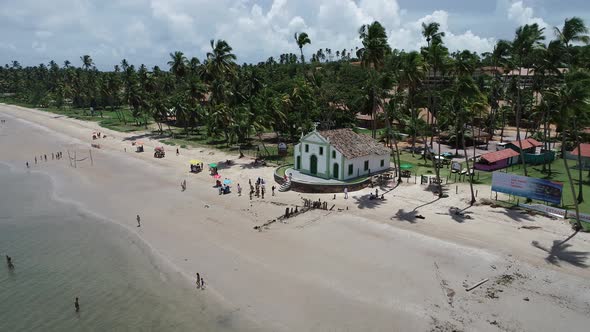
0, 0, 588, 70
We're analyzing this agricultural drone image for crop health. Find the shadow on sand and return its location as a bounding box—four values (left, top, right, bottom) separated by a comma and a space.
532, 232, 589, 268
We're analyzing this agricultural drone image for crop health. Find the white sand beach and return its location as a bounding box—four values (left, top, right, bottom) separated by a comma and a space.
1, 103, 589, 331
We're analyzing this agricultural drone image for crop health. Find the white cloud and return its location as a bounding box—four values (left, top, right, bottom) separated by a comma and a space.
0, 0, 566, 68
507, 0, 550, 31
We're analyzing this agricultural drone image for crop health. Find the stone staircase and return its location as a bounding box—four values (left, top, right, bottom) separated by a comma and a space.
278, 181, 291, 192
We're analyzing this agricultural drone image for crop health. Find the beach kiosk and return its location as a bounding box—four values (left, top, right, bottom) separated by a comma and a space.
154, 146, 165, 158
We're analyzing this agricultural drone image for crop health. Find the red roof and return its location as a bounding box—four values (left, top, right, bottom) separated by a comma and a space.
509, 138, 542, 150
571, 143, 590, 158
480, 149, 520, 163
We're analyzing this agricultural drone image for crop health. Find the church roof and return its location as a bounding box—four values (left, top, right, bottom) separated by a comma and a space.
318, 128, 391, 159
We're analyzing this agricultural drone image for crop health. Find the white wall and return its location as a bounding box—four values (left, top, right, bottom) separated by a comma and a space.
343, 155, 390, 180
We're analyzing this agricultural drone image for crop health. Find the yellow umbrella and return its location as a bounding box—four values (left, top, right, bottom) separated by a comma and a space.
190, 159, 202, 165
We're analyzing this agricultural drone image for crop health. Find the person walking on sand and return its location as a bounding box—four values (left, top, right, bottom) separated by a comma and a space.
237, 184, 242, 196
74, 297, 80, 312
44, 154, 47, 161
271, 185, 275, 196
196, 273, 201, 289
136, 215, 141, 227
375, 188, 379, 197
26, 162, 29, 168
344, 187, 348, 199
176, 148, 179, 156
35, 156, 37, 164
52, 153, 54, 160
200, 277, 205, 290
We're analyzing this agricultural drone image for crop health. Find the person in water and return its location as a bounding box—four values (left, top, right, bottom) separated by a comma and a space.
6, 255, 14, 269
75, 297, 80, 312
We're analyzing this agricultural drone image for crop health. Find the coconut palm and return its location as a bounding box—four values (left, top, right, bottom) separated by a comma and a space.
294, 32, 311, 64
511, 24, 545, 177
398, 51, 425, 153
357, 21, 391, 71
205, 39, 237, 81
80, 55, 93, 70
548, 70, 590, 231
554, 17, 590, 52
167, 51, 188, 81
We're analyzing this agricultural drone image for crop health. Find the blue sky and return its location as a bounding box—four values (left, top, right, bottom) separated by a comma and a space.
0, 0, 588, 70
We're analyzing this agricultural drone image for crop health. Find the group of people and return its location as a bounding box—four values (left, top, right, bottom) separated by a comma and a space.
27, 151, 63, 168
245, 177, 278, 200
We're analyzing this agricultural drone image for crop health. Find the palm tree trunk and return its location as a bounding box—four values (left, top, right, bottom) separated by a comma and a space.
463, 130, 476, 205
562, 132, 583, 231
574, 119, 584, 203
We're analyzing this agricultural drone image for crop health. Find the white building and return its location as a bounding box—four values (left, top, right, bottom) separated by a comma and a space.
293, 128, 391, 181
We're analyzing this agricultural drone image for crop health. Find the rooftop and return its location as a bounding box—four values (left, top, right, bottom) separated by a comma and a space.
318, 128, 391, 159
507, 138, 542, 150
479, 149, 520, 163
571, 143, 590, 158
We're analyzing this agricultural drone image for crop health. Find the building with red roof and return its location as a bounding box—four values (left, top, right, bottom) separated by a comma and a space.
570, 143, 590, 170
474, 149, 520, 171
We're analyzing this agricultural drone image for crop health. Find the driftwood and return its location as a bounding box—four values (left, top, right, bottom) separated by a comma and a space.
466, 278, 489, 292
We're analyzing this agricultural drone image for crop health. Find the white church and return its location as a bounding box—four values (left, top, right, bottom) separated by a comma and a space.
293, 128, 392, 181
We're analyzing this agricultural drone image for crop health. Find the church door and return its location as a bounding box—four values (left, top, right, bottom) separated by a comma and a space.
310, 155, 318, 175
296, 156, 301, 169
332, 163, 339, 180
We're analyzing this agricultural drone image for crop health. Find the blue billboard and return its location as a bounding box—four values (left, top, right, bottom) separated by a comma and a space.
491, 172, 563, 205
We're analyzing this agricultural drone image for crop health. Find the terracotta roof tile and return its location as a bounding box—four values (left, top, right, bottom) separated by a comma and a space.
318, 128, 391, 159
480, 149, 520, 163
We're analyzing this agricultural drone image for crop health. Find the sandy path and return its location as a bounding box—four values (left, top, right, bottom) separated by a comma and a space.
2, 104, 590, 331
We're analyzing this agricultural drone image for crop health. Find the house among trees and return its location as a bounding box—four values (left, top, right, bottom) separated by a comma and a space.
504, 138, 543, 154
293, 128, 391, 180
474, 149, 520, 171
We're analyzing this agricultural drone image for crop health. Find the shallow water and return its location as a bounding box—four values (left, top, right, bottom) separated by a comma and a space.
0, 164, 248, 331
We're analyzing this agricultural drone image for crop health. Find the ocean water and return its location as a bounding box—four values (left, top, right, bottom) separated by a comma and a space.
0, 164, 249, 331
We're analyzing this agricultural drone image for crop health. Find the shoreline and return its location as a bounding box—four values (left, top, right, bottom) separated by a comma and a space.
2, 103, 590, 331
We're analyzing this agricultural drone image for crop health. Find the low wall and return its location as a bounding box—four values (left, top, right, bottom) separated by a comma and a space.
274, 166, 372, 193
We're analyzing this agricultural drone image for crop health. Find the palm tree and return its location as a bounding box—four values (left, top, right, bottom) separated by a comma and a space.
512, 24, 545, 177
554, 17, 590, 59
167, 51, 188, 81
357, 21, 391, 138
63, 60, 71, 69
398, 51, 425, 153
548, 70, 590, 231
294, 32, 311, 64
357, 21, 391, 71
205, 39, 237, 81
80, 55, 93, 70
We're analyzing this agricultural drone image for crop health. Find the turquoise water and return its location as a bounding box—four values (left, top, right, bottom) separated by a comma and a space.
0, 164, 250, 331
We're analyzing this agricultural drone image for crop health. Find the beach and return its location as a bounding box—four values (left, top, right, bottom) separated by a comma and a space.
1, 103, 590, 331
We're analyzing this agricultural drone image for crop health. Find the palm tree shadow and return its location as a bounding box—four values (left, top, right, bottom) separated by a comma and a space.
447, 206, 474, 223
353, 194, 387, 209
392, 209, 419, 224
491, 208, 534, 223
413, 197, 441, 212
531, 232, 588, 268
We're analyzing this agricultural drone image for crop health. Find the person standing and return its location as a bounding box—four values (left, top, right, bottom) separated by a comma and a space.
375, 188, 379, 197
344, 187, 348, 199
74, 297, 80, 312
237, 184, 242, 196
26, 162, 29, 168
176, 148, 179, 156
136, 215, 141, 227
271, 185, 275, 196
196, 273, 201, 289
200, 277, 205, 290
35, 156, 37, 164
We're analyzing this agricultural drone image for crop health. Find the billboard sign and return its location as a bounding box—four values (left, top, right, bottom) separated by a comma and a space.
492, 172, 563, 205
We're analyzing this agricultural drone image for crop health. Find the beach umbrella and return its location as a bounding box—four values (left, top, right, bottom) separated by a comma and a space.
209, 163, 217, 168
223, 179, 232, 185
400, 163, 413, 170
190, 159, 201, 165
214, 174, 221, 179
